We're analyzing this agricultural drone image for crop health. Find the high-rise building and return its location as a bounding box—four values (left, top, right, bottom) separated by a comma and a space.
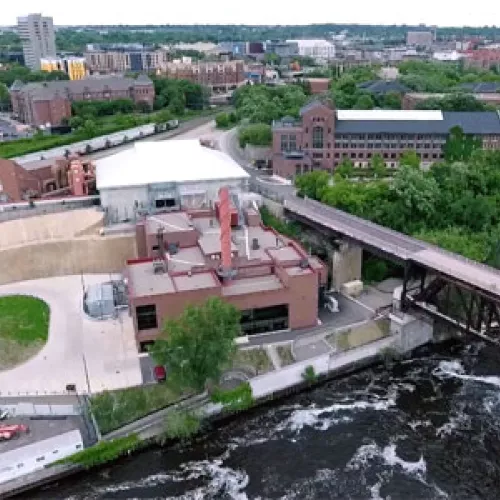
17, 13, 56, 70
40, 57, 87, 80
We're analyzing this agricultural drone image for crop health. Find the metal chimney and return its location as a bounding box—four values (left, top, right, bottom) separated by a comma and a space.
218, 186, 233, 281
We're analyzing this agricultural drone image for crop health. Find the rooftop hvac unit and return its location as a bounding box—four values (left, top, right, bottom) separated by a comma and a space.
153, 259, 166, 274
168, 242, 179, 255
299, 258, 309, 269
252, 238, 260, 250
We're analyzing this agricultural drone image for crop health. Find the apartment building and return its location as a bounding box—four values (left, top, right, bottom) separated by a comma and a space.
272, 100, 500, 179
84, 46, 169, 74
40, 57, 87, 80
406, 31, 434, 48
287, 39, 336, 62
17, 14, 56, 70
159, 60, 245, 92
10, 75, 154, 127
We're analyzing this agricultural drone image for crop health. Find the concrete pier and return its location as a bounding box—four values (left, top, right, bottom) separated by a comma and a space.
331, 241, 362, 292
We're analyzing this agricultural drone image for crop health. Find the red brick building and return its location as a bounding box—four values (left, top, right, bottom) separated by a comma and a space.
0, 156, 95, 203
10, 75, 155, 127
272, 100, 500, 179
126, 205, 326, 350
462, 49, 500, 70
159, 60, 245, 92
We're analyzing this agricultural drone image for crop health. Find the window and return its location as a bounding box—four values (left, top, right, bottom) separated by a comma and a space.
136, 304, 158, 331
295, 164, 302, 176
155, 198, 176, 209
312, 126, 324, 149
280, 134, 296, 152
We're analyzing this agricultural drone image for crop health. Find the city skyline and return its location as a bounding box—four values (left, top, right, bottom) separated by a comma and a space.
3, 1, 499, 29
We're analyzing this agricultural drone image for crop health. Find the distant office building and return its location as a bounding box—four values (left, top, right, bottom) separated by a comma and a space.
0, 50, 24, 65
17, 13, 56, 70
159, 60, 245, 92
406, 31, 434, 48
248, 42, 264, 55
10, 75, 154, 127
40, 57, 87, 80
84, 46, 169, 74
265, 41, 299, 59
287, 39, 336, 61
462, 49, 500, 70
272, 100, 500, 179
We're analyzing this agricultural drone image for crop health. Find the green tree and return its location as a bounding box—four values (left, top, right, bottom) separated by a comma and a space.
155, 109, 174, 124
371, 153, 388, 178
400, 150, 420, 169
0, 82, 10, 110
81, 119, 97, 139
215, 112, 230, 129
336, 158, 354, 178
150, 297, 241, 392
296, 170, 330, 199
382, 92, 402, 110
353, 94, 375, 110
238, 123, 272, 147
444, 126, 482, 163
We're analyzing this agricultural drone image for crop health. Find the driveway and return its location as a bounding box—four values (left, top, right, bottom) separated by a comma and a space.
0, 275, 142, 396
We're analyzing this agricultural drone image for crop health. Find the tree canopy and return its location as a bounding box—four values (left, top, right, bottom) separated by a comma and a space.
296, 148, 500, 264
149, 297, 241, 392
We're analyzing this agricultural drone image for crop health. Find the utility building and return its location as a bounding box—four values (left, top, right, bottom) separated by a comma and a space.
95, 140, 250, 224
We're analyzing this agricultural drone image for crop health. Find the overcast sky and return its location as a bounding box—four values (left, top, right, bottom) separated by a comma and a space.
4, 0, 498, 27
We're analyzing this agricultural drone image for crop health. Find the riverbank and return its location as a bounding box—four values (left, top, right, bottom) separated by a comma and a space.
0, 332, 400, 499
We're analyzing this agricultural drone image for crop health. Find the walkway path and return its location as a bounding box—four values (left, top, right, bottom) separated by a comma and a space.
0, 275, 142, 396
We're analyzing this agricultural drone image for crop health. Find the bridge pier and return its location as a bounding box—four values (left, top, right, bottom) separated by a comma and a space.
389, 312, 434, 354
331, 241, 362, 292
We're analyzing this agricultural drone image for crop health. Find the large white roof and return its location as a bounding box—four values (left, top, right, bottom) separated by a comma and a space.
96, 139, 250, 190
337, 110, 444, 121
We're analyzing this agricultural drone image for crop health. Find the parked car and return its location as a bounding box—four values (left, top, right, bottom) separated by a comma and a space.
153, 365, 167, 382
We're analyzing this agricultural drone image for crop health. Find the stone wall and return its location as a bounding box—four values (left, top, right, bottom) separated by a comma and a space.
0, 235, 136, 285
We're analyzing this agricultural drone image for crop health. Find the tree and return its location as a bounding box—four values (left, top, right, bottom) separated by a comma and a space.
295, 170, 330, 199
155, 109, 174, 124
371, 153, 388, 178
81, 119, 97, 139
135, 100, 152, 113
0, 83, 10, 110
444, 126, 482, 163
215, 112, 230, 129
382, 91, 402, 110
149, 297, 241, 392
400, 150, 420, 169
336, 158, 354, 178
238, 123, 272, 147
353, 94, 375, 110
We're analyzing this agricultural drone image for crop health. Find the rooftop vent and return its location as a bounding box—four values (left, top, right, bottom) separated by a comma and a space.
168, 242, 178, 255
252, 238, 260, 250
153, 259, 166, 274
299, 258, 309, 269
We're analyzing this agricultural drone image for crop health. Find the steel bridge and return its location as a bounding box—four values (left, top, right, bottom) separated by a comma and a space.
284, 196, 500, 344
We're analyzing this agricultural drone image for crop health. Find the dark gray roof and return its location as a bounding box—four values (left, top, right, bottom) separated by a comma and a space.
458, 82, 500, 93
335, 111, 500, 135
300, 100, 327, 115
357, 80, 410, 95
16, 76, 153, 100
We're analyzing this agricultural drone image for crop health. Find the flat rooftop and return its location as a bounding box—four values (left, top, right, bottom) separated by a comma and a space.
222, 275, 283, 296
173, 271, 219, 292
268, 245, 303, 263
199, 232, 238, 255
128, 261, 176, 296
286, 265, 314, 277
167, 246, 206, 273
146, 212, 195, 234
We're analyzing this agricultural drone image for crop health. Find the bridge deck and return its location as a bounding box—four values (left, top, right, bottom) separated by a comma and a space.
284, 197, 500, 299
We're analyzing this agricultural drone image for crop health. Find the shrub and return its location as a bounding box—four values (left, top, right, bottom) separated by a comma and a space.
162, 409, 201, 441
238, 123, 272, 148
210, 382, 254, 411
302, 365, 317, 383
60, 434, 140, 468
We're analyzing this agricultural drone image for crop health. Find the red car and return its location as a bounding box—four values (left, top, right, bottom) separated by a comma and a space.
153, 365, 166, 382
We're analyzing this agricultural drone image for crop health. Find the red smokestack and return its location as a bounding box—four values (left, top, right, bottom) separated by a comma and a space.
219, 186, 232, 275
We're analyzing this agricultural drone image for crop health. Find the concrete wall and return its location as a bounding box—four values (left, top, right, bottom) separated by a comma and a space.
331, 241, 362, 291
244, 145, 271, 162
0, 234, 136, 285
389, 312, 434, 353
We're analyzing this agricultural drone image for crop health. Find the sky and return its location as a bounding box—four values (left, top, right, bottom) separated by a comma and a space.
4, 0, 499, 27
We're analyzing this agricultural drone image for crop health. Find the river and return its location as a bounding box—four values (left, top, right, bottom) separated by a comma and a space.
27, 340, 500, 499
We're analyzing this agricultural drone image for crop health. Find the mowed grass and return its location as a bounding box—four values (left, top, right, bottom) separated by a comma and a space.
0, 295, 50, 370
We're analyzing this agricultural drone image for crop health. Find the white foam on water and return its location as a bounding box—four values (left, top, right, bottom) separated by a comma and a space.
280, 396, 395, 433
408, 419, 432, 431
346, 443, 380, 471
433, 360, 500, 389
369, 480, 384, 500
436, 412, 471, 438
382, 444, 426, 475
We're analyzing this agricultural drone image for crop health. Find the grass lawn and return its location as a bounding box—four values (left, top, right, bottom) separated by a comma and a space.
276, 344, 295, 366
0, 295, 50, 370
90, 383, 185, 435
232, 348, 274, 375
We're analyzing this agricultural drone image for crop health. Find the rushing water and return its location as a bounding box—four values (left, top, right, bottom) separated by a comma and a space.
28, 340, 500, 500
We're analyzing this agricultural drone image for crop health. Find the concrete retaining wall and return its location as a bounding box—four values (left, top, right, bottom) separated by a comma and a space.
0, 235, 136, 285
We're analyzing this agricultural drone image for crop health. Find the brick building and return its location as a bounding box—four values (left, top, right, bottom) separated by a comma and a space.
84, 46, 169, 74
126, 202, 326, 350
0, 156, 95, 203
462, 49, 500, 70
272, 100, 500, 178
159, 60, 245, 92
10, 75, 155, 127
